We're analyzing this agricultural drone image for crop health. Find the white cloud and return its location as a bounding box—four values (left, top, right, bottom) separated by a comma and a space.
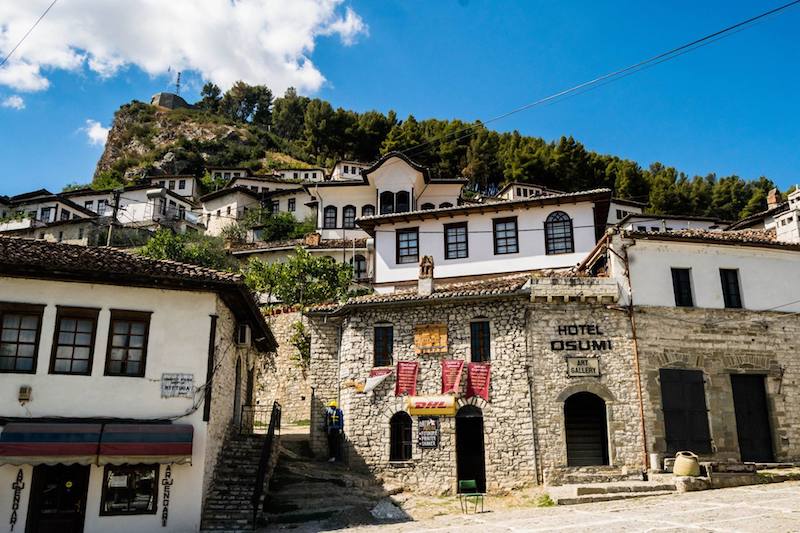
83, 119, 109, 146
0, 0, 367, 94
1, 95, 25, 110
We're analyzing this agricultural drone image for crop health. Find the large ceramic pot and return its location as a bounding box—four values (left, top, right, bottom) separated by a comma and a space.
673, 451, 701, 476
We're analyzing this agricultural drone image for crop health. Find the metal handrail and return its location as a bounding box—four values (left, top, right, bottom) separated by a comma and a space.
251, 401, 281, 526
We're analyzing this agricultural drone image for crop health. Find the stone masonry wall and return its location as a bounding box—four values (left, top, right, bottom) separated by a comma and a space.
528, 302, 645, 484
256, 310, 312, 424
327, 296, 536, 495
308, 318, 342, 457
634, 306, 800, 465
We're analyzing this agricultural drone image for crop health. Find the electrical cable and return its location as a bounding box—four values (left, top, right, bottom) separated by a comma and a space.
0, 0, 59, 69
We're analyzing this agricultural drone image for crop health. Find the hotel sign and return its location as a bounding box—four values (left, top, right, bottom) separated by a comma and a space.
566, 356, 600, 377
414, 323, 448, 355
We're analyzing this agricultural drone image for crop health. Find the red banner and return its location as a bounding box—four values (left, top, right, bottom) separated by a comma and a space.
441, 360, 464, 394
466, 363, 491, 401
395, 361, 419, 396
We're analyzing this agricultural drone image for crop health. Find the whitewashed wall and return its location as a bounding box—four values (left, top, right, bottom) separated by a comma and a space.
0, 278, 219, 533
373, 201, 598, 285
610, 235, 800, 311
200, 191, 257, 236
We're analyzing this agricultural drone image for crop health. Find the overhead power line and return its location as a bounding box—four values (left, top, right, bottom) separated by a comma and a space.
399, 0, 800, 162
0, 0, 59, 69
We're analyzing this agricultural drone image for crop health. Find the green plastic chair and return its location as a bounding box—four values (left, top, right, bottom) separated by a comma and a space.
458, 480, 484, 513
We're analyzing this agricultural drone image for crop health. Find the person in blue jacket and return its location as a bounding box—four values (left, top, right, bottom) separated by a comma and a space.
324, 400, 344, 462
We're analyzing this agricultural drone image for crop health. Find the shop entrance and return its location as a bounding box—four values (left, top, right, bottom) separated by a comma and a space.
26, 464, 90, 533
564, 392, 609, 466
731, 374, 774, 462
456, 405, 486, 493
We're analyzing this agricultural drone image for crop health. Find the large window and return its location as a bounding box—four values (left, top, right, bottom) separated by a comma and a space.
362, 204, 375, 217
470, 319, 490, 362
323, 206, 337, 228
50, 307, 99, 375
374, 325, 393, 367
379, 191, 395, 214
288, 198, 296, 212
544, 211, 574, 255
343, 205, 356, 229
395, 191, 411, 213
0, 303, 44, 373
671, 268, 694, 307
389, 412, 413, 461
720, 269, 742, 309
396, 228, 419, 264
444, 222, 468, 259
659, 368, 712, 455
100, 464, 158, 516
351, 254, 367, 280
105, 310, 151, 377
493, 217, 518, 255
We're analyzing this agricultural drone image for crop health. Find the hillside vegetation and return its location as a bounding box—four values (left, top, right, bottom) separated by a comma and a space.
94, 81, 778, 219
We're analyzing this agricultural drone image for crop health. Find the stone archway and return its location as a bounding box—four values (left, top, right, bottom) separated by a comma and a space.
564, 392, 609, 466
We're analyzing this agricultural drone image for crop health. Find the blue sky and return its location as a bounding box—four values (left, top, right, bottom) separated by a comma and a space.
1, 0, 799, 196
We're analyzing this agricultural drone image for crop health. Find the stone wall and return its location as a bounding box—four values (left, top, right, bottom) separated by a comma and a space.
634, 306, 800, 466
308, 318, 342, 457
256, 309, 312, 424
309, 296, 536, 495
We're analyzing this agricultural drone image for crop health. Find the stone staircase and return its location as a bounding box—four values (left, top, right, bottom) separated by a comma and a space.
201, 433, 269, 532
550, 480, 677, 505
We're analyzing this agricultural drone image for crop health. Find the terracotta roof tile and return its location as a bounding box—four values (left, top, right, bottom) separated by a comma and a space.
623, 227, 800, 250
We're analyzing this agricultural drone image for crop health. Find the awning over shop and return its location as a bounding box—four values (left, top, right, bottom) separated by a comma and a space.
98, 424, 193, 465
0, 423, 102, 465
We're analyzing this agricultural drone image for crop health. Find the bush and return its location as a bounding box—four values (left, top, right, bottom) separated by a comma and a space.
137, 229, 236, 270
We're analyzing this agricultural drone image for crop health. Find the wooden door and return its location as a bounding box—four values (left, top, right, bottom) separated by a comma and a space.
731, 374, 774, 462
26, 464, 89, 533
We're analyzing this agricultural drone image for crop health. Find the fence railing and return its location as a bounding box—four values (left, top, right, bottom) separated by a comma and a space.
240, 405, 273, 434
251, 401, 281, 526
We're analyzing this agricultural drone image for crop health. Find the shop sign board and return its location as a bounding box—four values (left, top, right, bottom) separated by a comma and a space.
161, 373, 194, 398
414, 323, 448, 355
406, 395, 456, 416
418, 417, 440, 448
566, 356, 600, 377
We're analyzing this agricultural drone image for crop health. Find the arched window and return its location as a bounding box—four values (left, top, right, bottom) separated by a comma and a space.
395, 191, 411, 213
421, 203, 435, 210
439, 202, 453, 208
362, 204, 375, 217
389, 412, 412, 461
323, 206, 337, 228
379, 191, 395, 215
351, 254, 367, 280
343, 205, 356, 228
544, 211, 574, 255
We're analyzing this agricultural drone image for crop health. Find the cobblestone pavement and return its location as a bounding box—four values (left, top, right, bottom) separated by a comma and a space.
348, 481, 800, 533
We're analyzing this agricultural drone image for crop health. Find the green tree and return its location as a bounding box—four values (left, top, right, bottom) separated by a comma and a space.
220, 81, 273, 125
303, 99, 336, 157
243, 247, 352, 305
197, 82, 222, 113
272, 87, 309, 140
138, 229, 235, 270
93, 171, 125, 191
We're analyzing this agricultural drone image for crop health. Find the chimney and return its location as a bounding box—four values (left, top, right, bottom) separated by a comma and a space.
767, 188, 781, 209
418, 256, 434, 296
304, 232, 321, 247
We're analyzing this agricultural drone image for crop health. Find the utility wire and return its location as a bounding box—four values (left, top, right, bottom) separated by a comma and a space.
0, 0, 59, 69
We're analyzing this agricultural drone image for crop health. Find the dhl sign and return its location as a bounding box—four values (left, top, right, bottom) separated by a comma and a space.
405, 395, 456, 416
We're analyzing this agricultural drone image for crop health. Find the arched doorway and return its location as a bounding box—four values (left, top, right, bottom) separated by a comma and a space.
233, 358, 242, 427
456, 405, 486, 492
564, 392, 609, 466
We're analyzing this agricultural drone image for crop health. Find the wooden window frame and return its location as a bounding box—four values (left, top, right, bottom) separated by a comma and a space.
444, 222, 468, 260
49, 306, 100, 376
342, 205, 357, 229
0, 302, 45, 374
323, 206, 337, 228
671, 268, 694, 307
470, 319, 491, 363
361, 204, 375, 217
396, 228, 419, 265
492, 216, 519, 255
374, 325, 393, 367
720, 268, 742, 309
99, 464, 159, 516
105, 309, 152, 377
544, 211, 575, 255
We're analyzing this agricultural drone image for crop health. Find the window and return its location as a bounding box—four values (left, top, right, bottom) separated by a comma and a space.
105, 310, 151, 377
389, 412, 412, 461
379, 191, 395, 214
293, 172, 299, 179
271, 200, 280, 212
395, 191, 411, 213
97, 199, 107, 215
351, 254, 367, 280
616, 209, 624, 219
396, 228, 419, 264
78, 228, 84, 239
223, 172, 231, 179
0, 303, 44, 373
444, 222, 468, 259
178, 205, 185, 220
362, 204, 375, 217
343, 205, 356, 229
470, 319, 491, 362
651, 226, 660, 232
216, 210, 221, 218
323, 206, 337, 228
250, 186, 258, 192
516, 187, 522, 197
40, 207, 52, 222
159, 180, 166, 186
226, 206, 231, 216
671, 268, 694, 307
636, 225, 647, 232
720, 269, 742, 309
168, 181, 175, 190
374, 325, 393, 367
50, 307, 99, 375
178, 179, 186, 190
439, 202, 453, 208
344, 165, 350, 174
544, 211, 574, 255
100, 464, 158, 516
659, 368, 712, 455
288, 198, 296, 212
421, 203, 435, 210
85, 200, 94, 211
493, 217, 518, 255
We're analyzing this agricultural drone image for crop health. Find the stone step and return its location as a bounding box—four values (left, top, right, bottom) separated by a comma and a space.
555, 490, 675, 506
575, 482, 676, 496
